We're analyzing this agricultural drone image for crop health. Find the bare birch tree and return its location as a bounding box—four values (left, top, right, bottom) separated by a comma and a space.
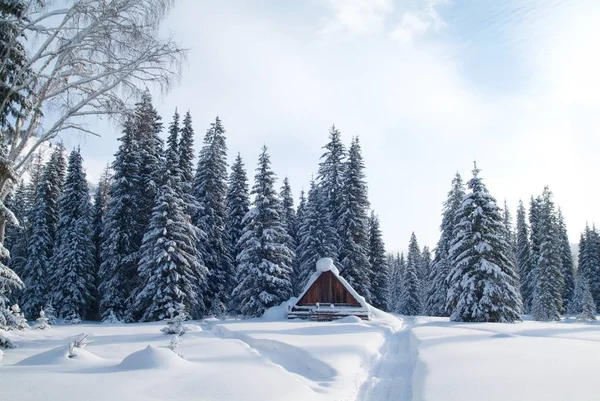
0, 0, 185, 245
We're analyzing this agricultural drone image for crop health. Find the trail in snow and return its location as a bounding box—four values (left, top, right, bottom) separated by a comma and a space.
356, 324, 414, 401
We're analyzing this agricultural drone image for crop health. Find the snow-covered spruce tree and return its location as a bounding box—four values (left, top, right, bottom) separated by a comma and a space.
515, 200, 534, 313
20, 145, 66, 318
446, 165, 522, 322
132, 116, 207, 321
296, 189, 307, 237
226, 153, 250, 263
419, 246, 432, 313
193, 117, 235, 315
556, 209, 575, 311
316, 125, 346, 261
337, 137, 372, 301
399, 233, 421, 316
582, 226, 600, 309
99, 118, 141, 322
531, 187, 564, 321
424, 173, 464, 317
280, 177, 298, 289
232, 146, 294, 317
526, 196, 543, 309
89, 166, 111, 320
178, 111, 197, 216
368, 211, 389, 310
296, 180, 338, 289
49, 149, 95, 322
503, 200, 517, 267
387, 253, 403, 313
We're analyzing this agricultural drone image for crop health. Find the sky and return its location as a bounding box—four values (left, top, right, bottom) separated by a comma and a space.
64, 0, 600, 253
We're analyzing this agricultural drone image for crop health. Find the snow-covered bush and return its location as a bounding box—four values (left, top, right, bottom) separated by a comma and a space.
68, 333, 92, 358
168, 335, 183, 358
103, 310, 120, 324
161, 311, 189, 336
43, 304, 57, 325
0, 334, 16, 349
64, 312, 81, 325
10, 304, 29, 330
35, 309, 51, 330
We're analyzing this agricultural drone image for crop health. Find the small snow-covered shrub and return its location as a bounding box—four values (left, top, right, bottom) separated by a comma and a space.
64, 312, 81, 325
68, 333, 93, 358
102, 310, 120, 324
43, 304, 57, 325
161, 311, 189, 336
168, 335, 183, 358
10, 304, 29, 330
0, 333, 16, 349
35, 309, 51, 330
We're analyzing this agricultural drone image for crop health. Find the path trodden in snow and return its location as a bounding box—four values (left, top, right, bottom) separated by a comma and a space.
356, 324, 414, 401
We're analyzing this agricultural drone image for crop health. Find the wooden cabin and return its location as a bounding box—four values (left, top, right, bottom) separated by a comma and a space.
287, 258, 371, 321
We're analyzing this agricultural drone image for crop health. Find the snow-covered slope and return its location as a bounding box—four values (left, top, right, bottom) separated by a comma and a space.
3, 314, 600, 401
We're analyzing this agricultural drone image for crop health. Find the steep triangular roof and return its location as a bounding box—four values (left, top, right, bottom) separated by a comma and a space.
291, 258, 369, 309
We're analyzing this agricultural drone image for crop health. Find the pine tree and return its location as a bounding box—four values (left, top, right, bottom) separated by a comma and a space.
515, 200, 534, 313
280, 177, 298, 288
337, 137, 372, 301
226, 153, 250, 260
89, 166, 111, 320
296, 180, 337, 289
388, 253, 403, 312
570, 272, 597, 321
178, 111, 197, 216
447, 164, 522, 323
193, 117, 235, 315
557, 209, 575, 311
419, 246, 431, 313
368, 211, 389, 310
0, 0, 33, 132
527, 195, 543, 311
503, 200, 517, 266
99, 119, 141, 321
581, 226, 600, 309
399, 233, 421, 315
317, 125, 346, 260
232, 146, 294, 317
49, 149, 95, 322
531, 187, 564, 321
20, 145, 66, 318
296, 190, 307, 237
424, 173, 464, 317
132, 124, 206, 322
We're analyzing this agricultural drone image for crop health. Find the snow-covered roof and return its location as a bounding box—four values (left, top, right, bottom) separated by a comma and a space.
291, 258, 369, 310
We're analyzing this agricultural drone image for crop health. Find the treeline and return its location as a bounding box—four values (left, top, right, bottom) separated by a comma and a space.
1, 93, 390, 325
387, 167, 596, 322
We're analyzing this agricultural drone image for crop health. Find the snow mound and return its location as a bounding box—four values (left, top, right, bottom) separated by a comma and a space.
333, 315, 365, 324
17, 345, 103, 366
184, 324, 203, 332
262, 298, 297, 321
118, 345, 188, 370
316, 257, 339, 275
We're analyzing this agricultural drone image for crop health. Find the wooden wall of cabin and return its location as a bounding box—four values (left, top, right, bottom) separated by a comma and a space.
297, 271, 361, 306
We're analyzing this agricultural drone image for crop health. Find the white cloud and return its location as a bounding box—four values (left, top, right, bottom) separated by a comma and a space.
319, 0, 394, 36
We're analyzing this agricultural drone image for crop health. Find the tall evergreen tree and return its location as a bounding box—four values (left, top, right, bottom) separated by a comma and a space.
193, 117, 234, 314
424, 173, 464, 317
280, 177, 298, 288
399, 233, 421, 315
232, 146, 294, 317
531, 187, 564, 321
582, 226, 600, 309
515, 200, 533, 313
337, 137, 372, 301
447, 164, 522, 322
50, 149, 95, 321
0, 0, 33, 132
89, 166, 111, 320
388, 253, 404, 312
99, 119, 141, 321
296, 180, 337, 288
368, 211, 388, 310
178, 111, 197, 216
317, 125, 346, 260
556, 209, 575, 310
419, 246, 432, 313
20, 145, 66, 318
503, 200, 517, 266
226, 153, 250, 260
569, 273, 596, 320
526, 195, 543, 312
296, 189, 307, 237
132, 119, 206, 321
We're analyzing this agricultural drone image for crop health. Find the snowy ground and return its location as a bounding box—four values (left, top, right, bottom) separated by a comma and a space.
2, 312, 600, 401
